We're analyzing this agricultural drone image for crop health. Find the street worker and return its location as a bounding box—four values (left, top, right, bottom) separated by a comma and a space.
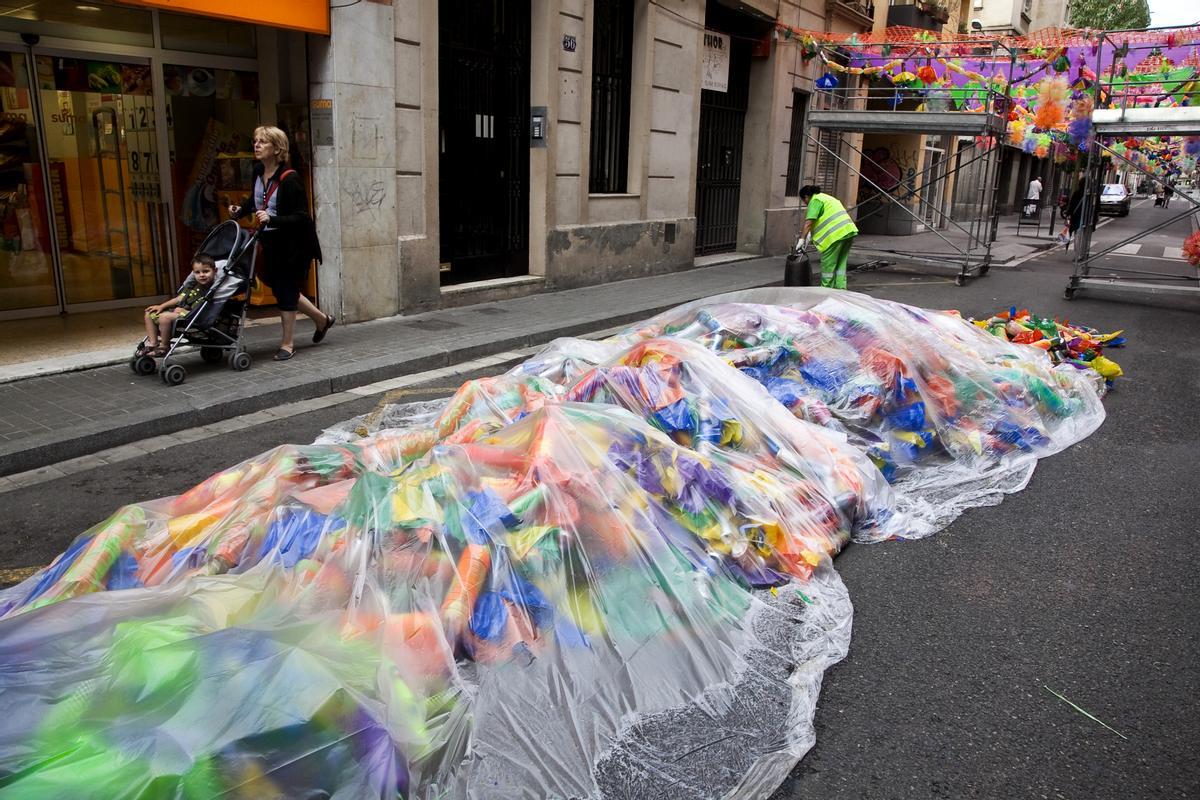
799, 184, 859, 290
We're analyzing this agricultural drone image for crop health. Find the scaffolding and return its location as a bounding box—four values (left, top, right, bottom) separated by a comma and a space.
1065, 27, 1200, 301
801, 40, 1017, 285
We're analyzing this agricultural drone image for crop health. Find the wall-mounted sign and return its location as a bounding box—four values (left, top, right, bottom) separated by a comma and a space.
702, 31, 730, 93
310, 98, 333, 147
118, 0, 329, 35
563, 35, 577, 52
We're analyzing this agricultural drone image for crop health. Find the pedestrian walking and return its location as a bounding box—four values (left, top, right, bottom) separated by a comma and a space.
799, 184, 858, 290
1057, 181, 1086, 248
1023, 175, 1042, 217
1164, 181, 1173, 209
229, 125, 332, 361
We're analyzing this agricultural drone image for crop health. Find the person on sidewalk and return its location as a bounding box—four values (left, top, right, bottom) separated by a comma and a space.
799, 184, 859, 290
1024, 175, 1042, 217
1057, 181, 1086, 248
229, 125, 332, 362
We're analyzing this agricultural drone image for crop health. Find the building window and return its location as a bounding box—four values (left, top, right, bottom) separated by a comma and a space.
785, 91, 809, 196
589, 0, 634, 194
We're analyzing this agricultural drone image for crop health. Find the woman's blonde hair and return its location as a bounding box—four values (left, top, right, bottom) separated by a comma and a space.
253, 125, 290, 163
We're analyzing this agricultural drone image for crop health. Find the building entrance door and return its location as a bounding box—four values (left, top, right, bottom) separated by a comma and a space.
694, 31, 751, 256
437, 0, 530, 285
921, 144, 946, 228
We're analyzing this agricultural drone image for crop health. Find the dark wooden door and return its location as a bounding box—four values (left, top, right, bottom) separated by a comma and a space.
695, 34, 751, 256
438, 0, 529, 284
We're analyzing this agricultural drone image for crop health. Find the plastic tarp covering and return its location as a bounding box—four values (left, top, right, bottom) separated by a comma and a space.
0, 289, 1107, 799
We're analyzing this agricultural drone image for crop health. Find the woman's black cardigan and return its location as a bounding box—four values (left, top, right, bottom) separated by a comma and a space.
235, 162, 323, 266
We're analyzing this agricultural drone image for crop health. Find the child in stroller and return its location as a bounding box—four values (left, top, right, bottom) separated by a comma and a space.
130, 220, 259, 386
140, 254, 216, 357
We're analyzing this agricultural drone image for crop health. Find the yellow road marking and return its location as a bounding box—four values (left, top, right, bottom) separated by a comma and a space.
380, 386, 459, 403
0, 565, 40, 585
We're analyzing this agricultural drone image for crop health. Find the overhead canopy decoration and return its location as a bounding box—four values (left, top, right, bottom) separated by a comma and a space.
781, 23, 1200, 170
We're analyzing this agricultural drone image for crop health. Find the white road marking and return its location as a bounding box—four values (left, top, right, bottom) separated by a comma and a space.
1163, 246, 1184, 260
1113, 244, 1142, 255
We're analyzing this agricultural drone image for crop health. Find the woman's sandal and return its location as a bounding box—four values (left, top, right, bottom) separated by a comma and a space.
313, 313, 335, 344
273, 348, 295, 361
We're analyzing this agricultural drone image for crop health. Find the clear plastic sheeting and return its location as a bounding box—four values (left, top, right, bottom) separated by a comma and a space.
0, 289, 1108, 799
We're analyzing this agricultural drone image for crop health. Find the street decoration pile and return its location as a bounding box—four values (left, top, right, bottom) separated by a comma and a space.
972, 307, 1125, 384
0, 289, 1111, 799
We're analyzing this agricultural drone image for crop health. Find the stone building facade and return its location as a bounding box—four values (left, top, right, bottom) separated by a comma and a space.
309, 0, 874, 323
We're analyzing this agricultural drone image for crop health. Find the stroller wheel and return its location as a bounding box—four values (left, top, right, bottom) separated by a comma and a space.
161, 363, 187, 386
200, 346, 224, 364
230, 351, 252, 371
131, 354, 156, 376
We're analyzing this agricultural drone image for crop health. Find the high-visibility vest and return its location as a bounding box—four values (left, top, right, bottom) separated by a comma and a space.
810, 193, 858, 252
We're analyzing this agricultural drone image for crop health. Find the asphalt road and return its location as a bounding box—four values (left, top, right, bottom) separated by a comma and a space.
3, 199, 1197, 799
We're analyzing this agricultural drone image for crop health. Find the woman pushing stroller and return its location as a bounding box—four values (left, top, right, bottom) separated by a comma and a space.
228, 125, 333, 361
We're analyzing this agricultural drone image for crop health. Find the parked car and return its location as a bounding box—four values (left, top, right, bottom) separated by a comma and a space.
1099, 184, 1131, 216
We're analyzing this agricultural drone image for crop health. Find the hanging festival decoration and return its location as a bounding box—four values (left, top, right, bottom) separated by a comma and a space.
1033, 76, 1069, 129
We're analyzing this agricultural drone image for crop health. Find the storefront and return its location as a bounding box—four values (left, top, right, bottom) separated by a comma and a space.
0, 0, 323, 319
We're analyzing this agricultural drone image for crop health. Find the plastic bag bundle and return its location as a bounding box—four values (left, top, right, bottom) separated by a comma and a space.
0, 289, 1110, 799
614, 290, 1107, 508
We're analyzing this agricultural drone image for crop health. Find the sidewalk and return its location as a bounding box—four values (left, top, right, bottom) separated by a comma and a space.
853, 212, 1060, 266
0, 257, 788, 476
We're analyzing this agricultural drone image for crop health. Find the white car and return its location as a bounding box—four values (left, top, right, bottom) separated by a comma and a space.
1099, 184, 1131, 216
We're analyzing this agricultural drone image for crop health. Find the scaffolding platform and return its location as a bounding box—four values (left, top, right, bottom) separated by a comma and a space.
807, 109, 1006, 135
805, 97, 1008, 285
1090, 107, 1200, 137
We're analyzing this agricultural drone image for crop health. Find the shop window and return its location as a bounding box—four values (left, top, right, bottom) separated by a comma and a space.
159, 12, 257, 59
785, 90, 809, 197
163, 63, 259, 279
589, 0, 634, 194
0, 1, 153, 47
0, 51, 57, 312
34, 54, 173, 305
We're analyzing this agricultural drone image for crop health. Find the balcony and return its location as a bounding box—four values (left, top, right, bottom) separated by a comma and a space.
827, 0, 876, 28
886, 1, 948, 31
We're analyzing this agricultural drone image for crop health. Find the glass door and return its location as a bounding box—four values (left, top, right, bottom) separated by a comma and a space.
0, 49, 59, 314
33, 50, 171, 307
922, 145, 946, 228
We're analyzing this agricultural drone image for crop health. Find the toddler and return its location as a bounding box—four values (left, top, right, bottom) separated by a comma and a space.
141, 255, 217, 356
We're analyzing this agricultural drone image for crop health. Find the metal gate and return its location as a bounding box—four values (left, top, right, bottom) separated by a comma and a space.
438, 0, 530, 285
694, 35, 751, 256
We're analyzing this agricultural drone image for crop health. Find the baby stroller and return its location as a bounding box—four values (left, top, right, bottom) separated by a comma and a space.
130, 220, 259, 386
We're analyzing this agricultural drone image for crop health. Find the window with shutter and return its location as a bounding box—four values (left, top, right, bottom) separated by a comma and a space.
589, 0, 634, 194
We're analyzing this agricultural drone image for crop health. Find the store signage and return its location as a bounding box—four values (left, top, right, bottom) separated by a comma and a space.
117, 0, 330, 35
311, 98, 334, 147
702, 31, 730, 93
